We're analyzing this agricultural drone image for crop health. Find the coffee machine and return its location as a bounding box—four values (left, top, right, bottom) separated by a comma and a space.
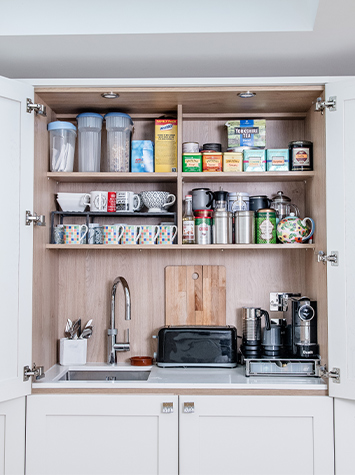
269, 293, 319, 358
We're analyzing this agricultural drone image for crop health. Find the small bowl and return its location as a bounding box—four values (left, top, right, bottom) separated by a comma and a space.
130, 356, 153, 366
57, 192, 90, 212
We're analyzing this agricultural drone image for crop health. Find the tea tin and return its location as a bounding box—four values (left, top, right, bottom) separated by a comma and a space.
256, 208, 277, 244
289, 140, 313, 171
243, 149, 266, 172
266, 149, 289, 171
202, 152, 223, 172
195, 215, 212, 244
182, 153, 202, 172
223, 152, 243, 172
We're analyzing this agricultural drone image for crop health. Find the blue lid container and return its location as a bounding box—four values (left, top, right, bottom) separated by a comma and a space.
104, 112, 133, 129
48, 121, 76, 132
76, 113, 103, 130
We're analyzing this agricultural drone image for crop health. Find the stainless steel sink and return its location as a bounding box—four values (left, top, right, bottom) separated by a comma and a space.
58, 369, 150, 382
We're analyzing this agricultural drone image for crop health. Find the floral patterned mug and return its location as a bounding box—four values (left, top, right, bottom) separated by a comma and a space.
277, 214, 315, 243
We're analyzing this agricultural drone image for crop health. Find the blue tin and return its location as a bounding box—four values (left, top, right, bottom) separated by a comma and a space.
266, 149, 289, 171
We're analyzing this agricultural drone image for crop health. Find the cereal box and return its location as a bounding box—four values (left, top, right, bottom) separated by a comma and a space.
226, 119, 266, 148
243, 149, 266, 172
154, 119, 177, 172
266, 149, 289, 171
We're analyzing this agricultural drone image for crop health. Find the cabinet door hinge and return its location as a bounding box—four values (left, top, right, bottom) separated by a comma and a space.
320, 365, 340, 383
26, 98, 47, 116
317, 250, 338, 266
314, 96, 337, 114
23, 364, 45, 382
26, 210, 46, 227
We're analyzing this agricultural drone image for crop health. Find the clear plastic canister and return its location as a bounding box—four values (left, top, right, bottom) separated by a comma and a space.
48, 121, 76, 172
105, 112, 133, 172
76, 113, 103, 172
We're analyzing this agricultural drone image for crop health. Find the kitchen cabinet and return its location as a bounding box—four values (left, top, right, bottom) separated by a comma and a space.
179, 395, 334, 475
26, 394, 178, 475
1, 75, 355, 474
0, 397, 26, 475
26, 394, 333, 475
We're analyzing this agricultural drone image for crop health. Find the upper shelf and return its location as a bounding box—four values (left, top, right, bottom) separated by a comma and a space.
47, 171, 315, 183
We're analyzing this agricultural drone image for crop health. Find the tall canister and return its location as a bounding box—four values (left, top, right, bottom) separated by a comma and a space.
76, 113, 103, 172
105, 112, 133, 172
212, 209, 233, 244
235, 210, 255, 243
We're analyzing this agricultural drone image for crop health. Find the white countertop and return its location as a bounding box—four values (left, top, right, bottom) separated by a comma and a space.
33, 363, 327, 391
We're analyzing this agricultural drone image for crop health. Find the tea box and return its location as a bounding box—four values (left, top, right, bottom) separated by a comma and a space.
154, 119, 177, 172
131, 140, 154, 172
182, 153, 202, 172
226, 119, 266, 148
266, 149, 289, 171
243, 149, 266, 172
223, 152, 243, 172
202, 152, 223, 172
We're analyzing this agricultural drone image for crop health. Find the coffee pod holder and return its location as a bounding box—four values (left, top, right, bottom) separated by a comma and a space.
59, 338, 87, 365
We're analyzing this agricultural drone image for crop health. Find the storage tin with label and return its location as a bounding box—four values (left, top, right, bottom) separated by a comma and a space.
195, 214, 212, 244
266, 149, 289, 171
202, 152, 223, 172
223, 152, 243, 172
256, 208, 277, 244
243, 149, 266, 172
182, 153, 202, 172
289, 140, 313, 171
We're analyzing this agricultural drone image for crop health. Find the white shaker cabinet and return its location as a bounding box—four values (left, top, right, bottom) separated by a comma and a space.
179, 395, 334, 475
26, 394, 178, 475
0, 397, 26, 475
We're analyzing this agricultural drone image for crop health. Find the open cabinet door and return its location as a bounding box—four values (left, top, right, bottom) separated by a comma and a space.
0, 76, 34, 403
326, 78, 355, 400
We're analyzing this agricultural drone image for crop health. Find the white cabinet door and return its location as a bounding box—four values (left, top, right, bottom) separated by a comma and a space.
179, 395, 334, 475
26, 394, 178, 475
334, 398, 355, 475
326, 79, 355, 400
0, 397, 26, 475
0, 76, 34, 403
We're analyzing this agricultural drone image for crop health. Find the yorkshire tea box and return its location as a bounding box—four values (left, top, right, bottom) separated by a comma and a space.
226, 119, 266, 148
243, 149, 266, 172
155, 119, 177, 172
131, 140, 154, 172
266, 149, 289, 171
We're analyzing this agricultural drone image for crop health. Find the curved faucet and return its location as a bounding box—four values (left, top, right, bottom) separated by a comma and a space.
108, 277, 131, 365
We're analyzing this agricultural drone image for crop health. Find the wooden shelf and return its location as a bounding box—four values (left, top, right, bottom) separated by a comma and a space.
182, 171, 315, 183
46, 243, 315, 250
47, 172, 178, 183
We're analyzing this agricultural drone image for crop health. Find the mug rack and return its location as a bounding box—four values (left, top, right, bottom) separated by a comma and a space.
50, 211, 177, 244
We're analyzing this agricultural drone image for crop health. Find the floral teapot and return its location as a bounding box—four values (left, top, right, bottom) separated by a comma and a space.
277, 213, 315, 243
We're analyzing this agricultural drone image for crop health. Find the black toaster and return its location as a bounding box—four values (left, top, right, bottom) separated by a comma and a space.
156, 326, 238, 368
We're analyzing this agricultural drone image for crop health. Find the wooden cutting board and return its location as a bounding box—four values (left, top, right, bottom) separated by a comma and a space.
165, 265, 226, 326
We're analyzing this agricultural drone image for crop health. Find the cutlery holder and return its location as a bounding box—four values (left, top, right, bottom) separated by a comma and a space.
59, 338, 87, 365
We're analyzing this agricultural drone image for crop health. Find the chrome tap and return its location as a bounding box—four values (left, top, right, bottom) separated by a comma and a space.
108, 277, 131, 365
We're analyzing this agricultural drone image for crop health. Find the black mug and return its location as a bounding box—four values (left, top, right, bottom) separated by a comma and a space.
249, 195, 271, 212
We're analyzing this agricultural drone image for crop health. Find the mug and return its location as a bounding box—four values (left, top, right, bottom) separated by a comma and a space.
84, 191, 108, 212
121, 224, 142, 244
116, 191, 142, 212
139, 225, 160, 245
102, 224, 124, 244
88, 223, 103, 244
191, 188, 214, 211
63, 224, 88, 244
53, 224, 64, 244
158, 224, 177, 245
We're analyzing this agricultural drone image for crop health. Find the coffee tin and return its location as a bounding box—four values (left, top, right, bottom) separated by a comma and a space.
289, 140, 313, 171
195, 215, 212, 244
256, 208, 277, 244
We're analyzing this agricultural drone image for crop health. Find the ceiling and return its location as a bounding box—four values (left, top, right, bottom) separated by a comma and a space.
0, 0, 354, 80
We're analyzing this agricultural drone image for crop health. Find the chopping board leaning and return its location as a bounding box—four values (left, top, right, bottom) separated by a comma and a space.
165, 265, 226, 326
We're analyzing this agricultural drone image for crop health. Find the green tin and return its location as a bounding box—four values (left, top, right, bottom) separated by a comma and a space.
256, 209, 277, 244
182, 153, 202, 172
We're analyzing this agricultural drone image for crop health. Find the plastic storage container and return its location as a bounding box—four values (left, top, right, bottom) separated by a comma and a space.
105, 112, 133, 172
48, 121, 76, 172
76, 113, 103, 172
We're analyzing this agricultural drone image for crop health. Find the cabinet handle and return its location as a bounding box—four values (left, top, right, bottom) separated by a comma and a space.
162, 402, 174, 413
183, 402, 195, 413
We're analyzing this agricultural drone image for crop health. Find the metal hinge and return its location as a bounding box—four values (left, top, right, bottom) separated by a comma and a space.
23, 364, 45, 382
314, 96, 337, 114
26, 98, 47, 116
317, 250, 338, 266
25, 210, 46, 226
320, 365, 340, 383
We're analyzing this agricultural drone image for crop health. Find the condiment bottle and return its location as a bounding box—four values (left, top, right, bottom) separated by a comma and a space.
182, 195, 195, 244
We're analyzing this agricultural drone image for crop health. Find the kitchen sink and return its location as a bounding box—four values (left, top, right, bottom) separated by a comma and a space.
58, 369, 151, 382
